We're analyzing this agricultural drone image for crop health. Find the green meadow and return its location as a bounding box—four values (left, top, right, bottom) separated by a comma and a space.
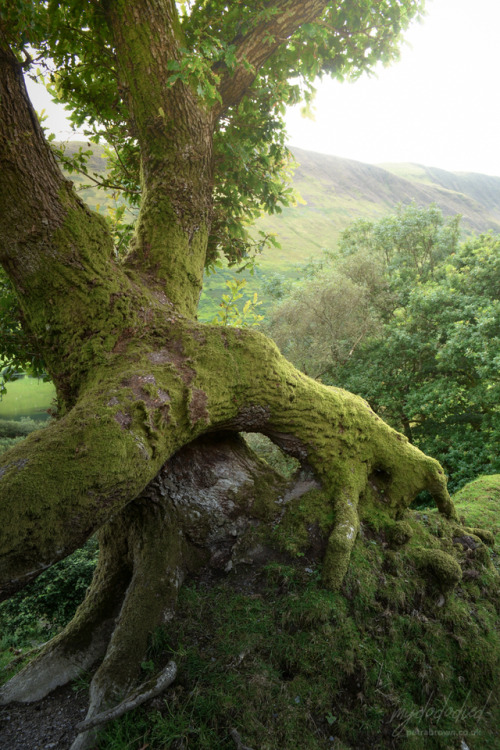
0, 377, 54, 421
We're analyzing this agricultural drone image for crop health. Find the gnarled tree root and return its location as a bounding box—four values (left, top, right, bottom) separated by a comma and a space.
78, 660, 177, 733
72, 662, 177, 750
0, 322, 457, 600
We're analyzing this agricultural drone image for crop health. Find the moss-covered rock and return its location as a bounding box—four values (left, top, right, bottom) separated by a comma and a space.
386, 519, 413, 548
91, 499, 500, 750
413, 548, 463, 590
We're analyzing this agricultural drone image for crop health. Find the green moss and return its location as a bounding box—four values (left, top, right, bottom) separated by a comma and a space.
386, 519, 413, 547
452, 474, 500, 535
272, 489, 334, 557
413, 548, 463, 590
95, 521, 500, 750
465, 527, 496, 546
243, 432, 300, 479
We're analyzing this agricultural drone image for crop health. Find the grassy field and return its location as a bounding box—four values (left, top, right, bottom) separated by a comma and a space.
0, 378, 54, 421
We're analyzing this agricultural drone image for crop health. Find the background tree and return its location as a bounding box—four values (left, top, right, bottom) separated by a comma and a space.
0, 3, 466, 747
268, 205, 500, 491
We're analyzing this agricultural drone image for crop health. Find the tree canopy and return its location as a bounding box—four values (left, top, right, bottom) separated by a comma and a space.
1, 0, 425, 263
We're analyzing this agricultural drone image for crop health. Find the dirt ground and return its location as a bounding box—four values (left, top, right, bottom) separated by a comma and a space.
0, 683, 88, 750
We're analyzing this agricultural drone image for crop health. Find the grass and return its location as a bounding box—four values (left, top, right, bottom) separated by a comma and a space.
92, 478, 500, 750
0, 377, 54, 421
95, 536, 499, 749
451, 475, 500, 534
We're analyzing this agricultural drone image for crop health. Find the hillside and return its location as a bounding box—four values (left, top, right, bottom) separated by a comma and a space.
59, 141, 500, 271
254, 148, 500, 269
52, 140, 500, 320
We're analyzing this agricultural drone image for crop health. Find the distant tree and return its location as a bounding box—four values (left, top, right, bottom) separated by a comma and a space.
268, 206, 500, 490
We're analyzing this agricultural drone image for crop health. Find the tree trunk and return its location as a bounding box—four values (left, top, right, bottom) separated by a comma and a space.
0, 14, 458, 749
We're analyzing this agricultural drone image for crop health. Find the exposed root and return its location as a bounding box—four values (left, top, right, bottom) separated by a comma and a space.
0, 522, 131, 704
70, 662, 177, 749
230, 727, 256, 750
323, 475, 364, 590
76, 660, 177, 733
0, 320, 461, 746
1, 434, 287, 745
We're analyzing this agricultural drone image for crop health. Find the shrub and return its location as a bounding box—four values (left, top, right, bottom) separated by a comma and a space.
0, 539, 99, 647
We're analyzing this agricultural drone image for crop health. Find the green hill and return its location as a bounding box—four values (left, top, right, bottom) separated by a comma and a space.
254, 148, 500, 271
51, 140, 500, 319
58, 141, 500, 271
2, 145, 499, 419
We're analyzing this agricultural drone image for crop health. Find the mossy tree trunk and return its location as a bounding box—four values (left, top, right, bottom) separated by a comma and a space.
0, 6, 456, 747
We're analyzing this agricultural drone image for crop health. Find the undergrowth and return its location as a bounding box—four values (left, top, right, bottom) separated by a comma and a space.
0, 538, 98, 653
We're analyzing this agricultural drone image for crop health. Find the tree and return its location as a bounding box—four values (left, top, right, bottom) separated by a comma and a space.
268, 206, 500, 491
0, 3, 460, 747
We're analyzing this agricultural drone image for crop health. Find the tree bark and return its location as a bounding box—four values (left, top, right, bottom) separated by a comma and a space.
105, 0, 217, 316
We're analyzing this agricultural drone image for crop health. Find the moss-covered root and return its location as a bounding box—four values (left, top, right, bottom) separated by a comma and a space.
320, 450, 455, 589
0, 519, 131, 705
187, 325, 458, 588
322, 473, 364, 590
0, 401, 162, 601
72, 500, 182, 750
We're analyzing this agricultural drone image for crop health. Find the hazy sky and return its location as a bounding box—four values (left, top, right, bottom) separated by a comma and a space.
27, 0, 500, 176
286, 0, 500, 176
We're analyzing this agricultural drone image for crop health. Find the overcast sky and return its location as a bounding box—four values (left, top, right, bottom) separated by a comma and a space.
286, 0, 500, 176
27, 0, 500, 176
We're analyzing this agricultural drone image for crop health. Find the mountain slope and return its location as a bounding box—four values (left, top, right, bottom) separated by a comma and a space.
59, 141, 500, 270
382, 161, 500, 218
254, 148, 500, 269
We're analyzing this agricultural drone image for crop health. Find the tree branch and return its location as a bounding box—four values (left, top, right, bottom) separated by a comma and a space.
216, 0, 328, 110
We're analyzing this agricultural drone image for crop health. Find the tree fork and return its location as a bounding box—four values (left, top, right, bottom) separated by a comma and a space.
106, 0, 216, 316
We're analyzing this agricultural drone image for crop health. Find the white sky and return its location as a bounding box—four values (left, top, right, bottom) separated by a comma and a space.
286, 0, 500, 176
27, 0, 500, 176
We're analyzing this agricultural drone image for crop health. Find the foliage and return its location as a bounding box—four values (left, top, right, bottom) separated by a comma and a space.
243, 432, 299, 479
0, 0, 426, 380
0, 270, 47, 392
0, 538, 98, 648
0, 417, 43, 439
0, 417, 45, 457
267, 205, 500, 491
268, 265, 382, 378
209, 278, 264, 327
0, 0, 425, 265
